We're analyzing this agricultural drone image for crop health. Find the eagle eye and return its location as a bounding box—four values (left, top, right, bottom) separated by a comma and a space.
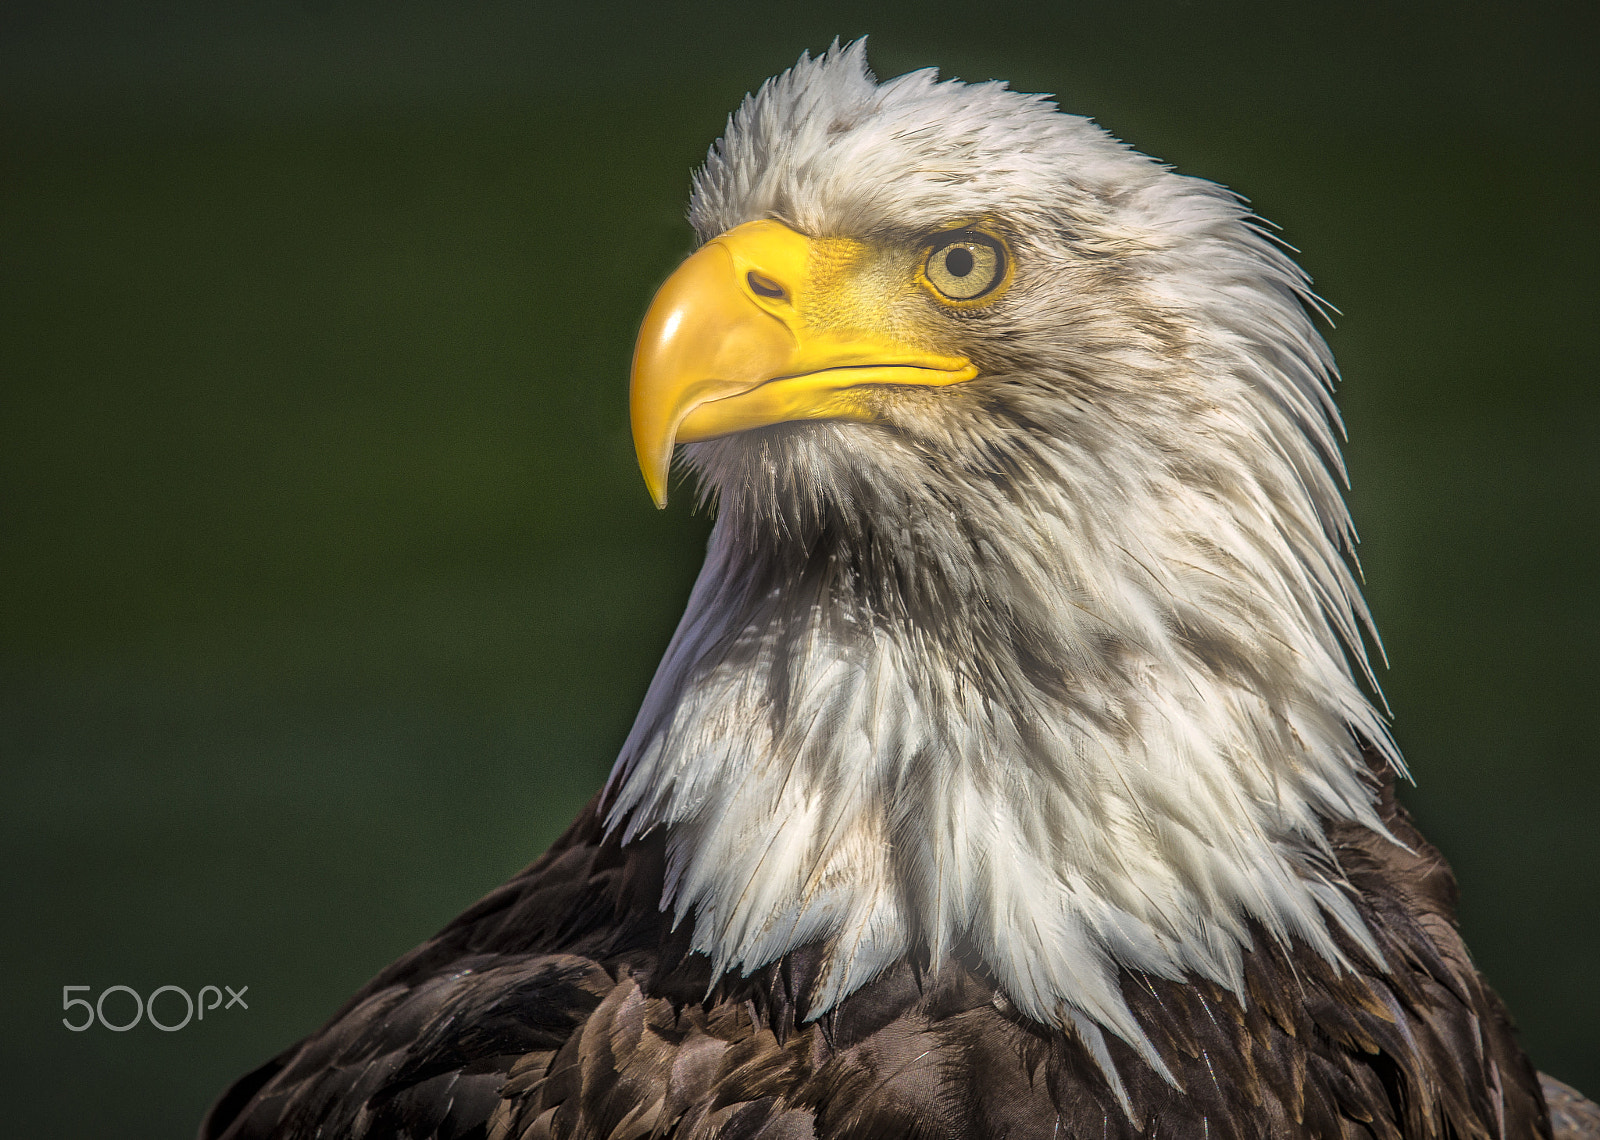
922, 232, 1007, 303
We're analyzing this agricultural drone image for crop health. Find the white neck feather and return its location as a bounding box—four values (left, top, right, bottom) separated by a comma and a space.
604, 392, 1398, 1090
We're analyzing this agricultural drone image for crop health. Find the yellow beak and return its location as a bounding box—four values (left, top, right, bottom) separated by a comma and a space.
629, 220, 977, 507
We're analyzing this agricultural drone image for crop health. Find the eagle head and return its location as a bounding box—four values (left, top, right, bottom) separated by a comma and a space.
609, 41, 1398, 1088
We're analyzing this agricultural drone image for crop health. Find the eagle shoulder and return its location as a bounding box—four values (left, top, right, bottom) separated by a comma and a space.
204, 765, 1574, 1140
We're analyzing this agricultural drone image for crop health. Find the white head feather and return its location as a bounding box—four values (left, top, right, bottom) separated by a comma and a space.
605, 41, 1401, 1097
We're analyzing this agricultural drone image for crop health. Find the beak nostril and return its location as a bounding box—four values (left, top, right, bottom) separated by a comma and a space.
747, 271, 787, 300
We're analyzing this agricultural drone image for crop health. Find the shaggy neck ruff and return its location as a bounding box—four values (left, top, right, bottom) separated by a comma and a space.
602, 42, 1401, 1095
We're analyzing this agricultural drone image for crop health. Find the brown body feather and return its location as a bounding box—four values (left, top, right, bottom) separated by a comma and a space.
203, 749, 1579, 1139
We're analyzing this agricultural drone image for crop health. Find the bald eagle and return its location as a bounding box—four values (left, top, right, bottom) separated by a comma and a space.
203, 44, 1598, 1140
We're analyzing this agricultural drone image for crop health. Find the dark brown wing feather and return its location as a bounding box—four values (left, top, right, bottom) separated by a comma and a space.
1543, 1075, 1600, 1140
202, 752, 1576, 1139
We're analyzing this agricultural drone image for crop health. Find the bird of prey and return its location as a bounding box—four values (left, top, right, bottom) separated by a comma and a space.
203, 43, 1598, 1140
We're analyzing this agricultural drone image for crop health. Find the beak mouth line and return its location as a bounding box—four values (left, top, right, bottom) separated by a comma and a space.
672, 360, 979, 449
745, 362, 974, 387
691, 361, 976, 410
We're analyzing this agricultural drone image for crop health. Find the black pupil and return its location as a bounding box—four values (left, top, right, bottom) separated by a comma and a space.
944, 246, 975, 277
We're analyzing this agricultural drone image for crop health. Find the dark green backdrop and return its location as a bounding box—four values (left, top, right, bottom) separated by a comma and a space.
3, 2, 1594, 1134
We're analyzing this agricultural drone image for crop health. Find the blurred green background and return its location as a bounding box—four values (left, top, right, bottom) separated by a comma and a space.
2, 1, 1594, 1134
